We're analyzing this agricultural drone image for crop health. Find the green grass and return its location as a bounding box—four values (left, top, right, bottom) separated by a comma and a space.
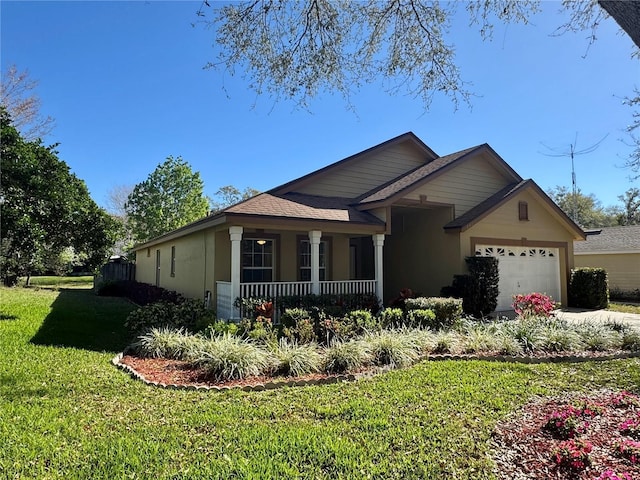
24, 275, 94, 289
608, 302, 640, 314
1, 288, 639, 479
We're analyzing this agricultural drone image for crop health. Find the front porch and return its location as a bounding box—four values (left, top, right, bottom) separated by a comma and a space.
215, 226, 385, 320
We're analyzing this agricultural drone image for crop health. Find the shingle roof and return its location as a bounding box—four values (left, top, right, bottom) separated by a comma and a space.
357, 145, 483, 205
225, 192, 385, 225
443, 180, 530, 231
574, 225, 640, 253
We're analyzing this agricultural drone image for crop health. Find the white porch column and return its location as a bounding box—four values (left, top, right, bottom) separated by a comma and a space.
373, 233, 385, 305
309, 230, 322, 295
229, 226, 243, 319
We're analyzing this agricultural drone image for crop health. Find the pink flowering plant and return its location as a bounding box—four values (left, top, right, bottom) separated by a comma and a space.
597, 469, 634, 480
617, 439, 640, 464
512, 292, 557, 318
552, 438, 592, 471
543, 403, 600, 439
620, 414, 640, 439
610, 391, 640, 409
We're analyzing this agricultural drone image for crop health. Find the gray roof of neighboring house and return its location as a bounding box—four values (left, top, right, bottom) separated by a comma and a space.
574, 225, 640, 253
225, 192, 385, 225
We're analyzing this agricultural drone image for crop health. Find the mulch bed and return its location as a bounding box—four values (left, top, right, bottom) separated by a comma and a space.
492, 390, 640, 479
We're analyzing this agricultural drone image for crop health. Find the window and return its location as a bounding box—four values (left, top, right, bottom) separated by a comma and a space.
241, 238, 274, 282
170, 246, 176, 277
518, 201, 529, 221
146, 247, 150, 258
298, 238, 328, 281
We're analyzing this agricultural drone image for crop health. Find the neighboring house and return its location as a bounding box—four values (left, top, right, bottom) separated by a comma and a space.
574, 225, 640, 293
132, 132, 585, 316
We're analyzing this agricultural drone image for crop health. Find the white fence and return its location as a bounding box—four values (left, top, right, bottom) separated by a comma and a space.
217, 280, 378, 320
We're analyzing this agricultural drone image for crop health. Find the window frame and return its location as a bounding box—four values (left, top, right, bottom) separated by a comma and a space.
241, 236, 277, 283
170, 246, 176, 277
297, 235, 331, 282
518, 201, 529, 221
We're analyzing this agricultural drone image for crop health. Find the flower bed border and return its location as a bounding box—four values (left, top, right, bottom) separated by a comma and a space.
112, 350, 640, 392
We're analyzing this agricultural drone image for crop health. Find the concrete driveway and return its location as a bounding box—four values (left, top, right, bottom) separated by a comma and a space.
555, 308, 640, 328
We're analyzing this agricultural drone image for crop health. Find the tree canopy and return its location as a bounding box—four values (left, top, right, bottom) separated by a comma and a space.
0, 65, 54, 141
125, 156, 209, 243
210, 185, 260, 213
548, 185, 625, 228
0, 109, 118, 285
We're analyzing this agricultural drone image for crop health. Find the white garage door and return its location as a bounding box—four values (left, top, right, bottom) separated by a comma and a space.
475, 245, 561, 311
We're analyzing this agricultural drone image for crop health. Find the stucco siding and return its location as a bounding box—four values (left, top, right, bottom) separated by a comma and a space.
575, 253, 640, 292
296, 143, 428, 198
135, 247, 156, 286
385, 206, 459, 302
403, 154, 511, 215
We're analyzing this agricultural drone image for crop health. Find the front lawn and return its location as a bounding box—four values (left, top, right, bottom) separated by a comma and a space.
609, 302, 640, 315
1, 287, 639, 479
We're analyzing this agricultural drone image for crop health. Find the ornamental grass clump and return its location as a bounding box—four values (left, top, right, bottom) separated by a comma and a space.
322, 339, 370, 374
193, 333, 272, 381
551, 438, 592, 472
270, 338, 321, 377
363, 330, 420, 368
502, 317, 545, 353
539, 322, 582, 353
134, 327, 201, 360
575, 322, 622, 352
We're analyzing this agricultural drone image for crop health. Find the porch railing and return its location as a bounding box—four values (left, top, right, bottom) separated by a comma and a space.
216, 281, 233, 320
217, 280, 378, 320
321, 280, 377, 295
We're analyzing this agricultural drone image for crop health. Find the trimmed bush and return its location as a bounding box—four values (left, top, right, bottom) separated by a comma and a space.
569, 268, 609, 309
124, 298, 215, 335
405, 297, 463, 328
406, 309, 437, 329
324, 310, 379, 341
378, 307, 405, 328
96, 280, 183, 306
442, 257, 499, 317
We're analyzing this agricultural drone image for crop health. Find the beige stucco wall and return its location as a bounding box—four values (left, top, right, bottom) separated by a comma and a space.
134, 229, 216, 301
575, 253, 640, 292
459, 190, 576, 307
384, 206, 459, 302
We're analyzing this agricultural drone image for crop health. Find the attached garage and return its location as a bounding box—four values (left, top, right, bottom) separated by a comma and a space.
475, 244, 561, 311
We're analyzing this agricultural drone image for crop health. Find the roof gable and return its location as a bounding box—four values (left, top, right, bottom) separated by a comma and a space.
271, 132, 438, 197
357, 143, 522, 209
443, 179, 585, 239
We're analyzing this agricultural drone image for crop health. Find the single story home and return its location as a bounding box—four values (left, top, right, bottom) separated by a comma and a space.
574, 225, 640, 294
132, 132, 585, 317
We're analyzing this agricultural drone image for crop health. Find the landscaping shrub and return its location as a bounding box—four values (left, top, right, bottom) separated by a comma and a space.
322, 310, 379, 341
378, 307, 405, 328
512, 292, 557, 318
238, 316, 278, 345
406, 309, 437, 329
322, 339, 370, 374
124, 298, 215, 335
405, 297, 462, 328
442, 257, 499, 317
97, 280, 182, 306
610, 287, 640, 303
202, 320, 239, 337
280, 308, 318, 344
277, 293, 380, 316
569, 267, 609, 309
192, 334, 272, 381
270, 338, 322, 376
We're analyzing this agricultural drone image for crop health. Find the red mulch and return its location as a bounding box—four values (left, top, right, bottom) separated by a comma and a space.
492, 390, 640, 479
120, 355, 336, 388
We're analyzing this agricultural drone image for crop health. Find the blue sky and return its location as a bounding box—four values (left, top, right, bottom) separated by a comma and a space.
1, 1, 638, 209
